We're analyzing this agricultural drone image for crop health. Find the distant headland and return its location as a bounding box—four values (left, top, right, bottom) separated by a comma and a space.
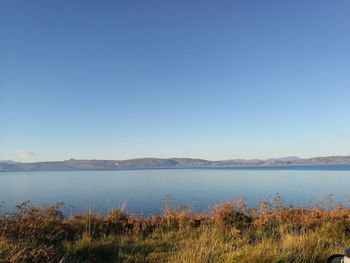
1, 155, 350, 172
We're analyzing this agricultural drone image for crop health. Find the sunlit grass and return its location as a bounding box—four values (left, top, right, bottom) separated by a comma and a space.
0, 194, 349, 262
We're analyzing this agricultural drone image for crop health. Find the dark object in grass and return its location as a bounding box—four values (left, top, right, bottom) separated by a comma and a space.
327, 254, 344, 263
327, 248, 350, 263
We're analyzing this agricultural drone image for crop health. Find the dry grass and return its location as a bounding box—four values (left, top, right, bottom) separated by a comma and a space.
0, 195, 349, 262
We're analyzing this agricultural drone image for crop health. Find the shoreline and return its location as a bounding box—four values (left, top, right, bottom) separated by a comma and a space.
1, 163, 350, 173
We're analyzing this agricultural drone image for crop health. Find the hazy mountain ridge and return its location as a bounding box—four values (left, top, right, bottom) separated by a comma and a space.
1, 155, 350, 172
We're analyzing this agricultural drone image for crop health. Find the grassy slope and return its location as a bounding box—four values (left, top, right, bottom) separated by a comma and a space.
0, 195, 349, 262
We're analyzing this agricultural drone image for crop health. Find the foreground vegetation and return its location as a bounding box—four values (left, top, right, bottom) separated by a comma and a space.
0, 195, 349, 262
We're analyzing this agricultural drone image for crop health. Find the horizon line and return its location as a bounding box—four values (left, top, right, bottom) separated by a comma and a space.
3, 154, 350, 164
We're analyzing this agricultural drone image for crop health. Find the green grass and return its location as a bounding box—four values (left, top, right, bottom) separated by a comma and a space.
0, 195, 349, 262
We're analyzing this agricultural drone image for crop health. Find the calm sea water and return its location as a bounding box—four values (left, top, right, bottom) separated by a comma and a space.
1, 166, 350, 215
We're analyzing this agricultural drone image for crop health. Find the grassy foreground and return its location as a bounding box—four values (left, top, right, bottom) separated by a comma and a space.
0, 195, 349, 262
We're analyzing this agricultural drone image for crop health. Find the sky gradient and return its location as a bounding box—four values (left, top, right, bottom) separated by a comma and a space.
1, 0, 350, 162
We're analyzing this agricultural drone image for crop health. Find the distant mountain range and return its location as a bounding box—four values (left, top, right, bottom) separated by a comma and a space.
1, 155, 350, 172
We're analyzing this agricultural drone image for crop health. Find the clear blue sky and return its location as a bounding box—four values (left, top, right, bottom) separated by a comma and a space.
1, 0, 349, 162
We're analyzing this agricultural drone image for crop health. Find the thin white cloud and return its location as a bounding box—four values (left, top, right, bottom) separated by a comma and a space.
17, 149, 36, 158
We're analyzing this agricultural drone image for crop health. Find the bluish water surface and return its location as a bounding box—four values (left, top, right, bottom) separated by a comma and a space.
1, 166, 350, 215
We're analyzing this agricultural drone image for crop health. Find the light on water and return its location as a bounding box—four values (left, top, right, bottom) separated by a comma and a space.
1, 167, 350, 215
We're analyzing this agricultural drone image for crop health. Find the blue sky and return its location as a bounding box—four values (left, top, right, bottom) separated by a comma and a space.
1, 0, 349, 162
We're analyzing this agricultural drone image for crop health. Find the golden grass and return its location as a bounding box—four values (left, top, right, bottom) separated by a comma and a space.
0, 195, 349, 262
